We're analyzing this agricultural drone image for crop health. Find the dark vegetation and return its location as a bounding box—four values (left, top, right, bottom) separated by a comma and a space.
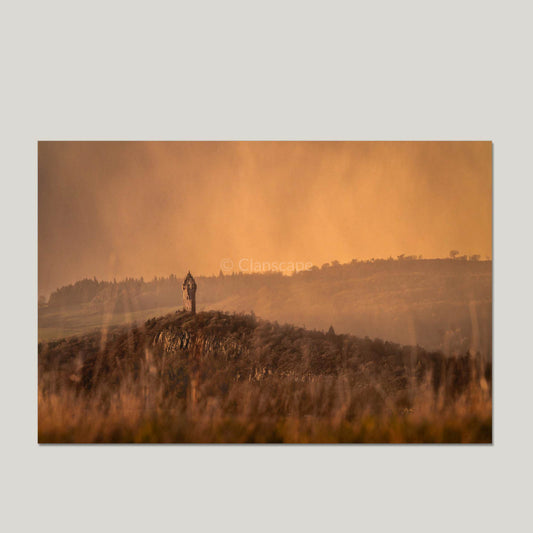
39, 258, 492, 358
38, 311, 492, 443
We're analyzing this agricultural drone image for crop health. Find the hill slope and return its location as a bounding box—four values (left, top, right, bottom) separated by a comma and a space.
38, 310, 492, 443
39, 258, 492, 357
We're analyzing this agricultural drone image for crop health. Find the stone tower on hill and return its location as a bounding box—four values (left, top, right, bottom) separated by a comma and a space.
182, 271, 197, 313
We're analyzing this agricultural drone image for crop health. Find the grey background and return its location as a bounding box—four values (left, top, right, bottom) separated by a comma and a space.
1, 1, 531, 532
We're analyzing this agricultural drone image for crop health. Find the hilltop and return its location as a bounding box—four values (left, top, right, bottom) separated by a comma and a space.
38, 310, 491, 443
39, 258, 492, 357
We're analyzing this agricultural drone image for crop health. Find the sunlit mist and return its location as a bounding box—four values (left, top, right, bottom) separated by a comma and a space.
38, 141, 492, 296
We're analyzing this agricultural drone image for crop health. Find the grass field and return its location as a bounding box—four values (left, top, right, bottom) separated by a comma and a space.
38, 304, 177, 341
38, 310, 492, 443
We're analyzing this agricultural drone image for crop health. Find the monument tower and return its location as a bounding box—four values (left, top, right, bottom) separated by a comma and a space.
182, 271, 197, 313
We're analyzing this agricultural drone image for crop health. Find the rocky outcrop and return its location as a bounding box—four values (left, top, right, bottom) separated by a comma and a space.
154, 325, 244, 358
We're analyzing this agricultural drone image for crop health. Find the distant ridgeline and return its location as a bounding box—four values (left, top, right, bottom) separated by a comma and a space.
42, 258, 492, 357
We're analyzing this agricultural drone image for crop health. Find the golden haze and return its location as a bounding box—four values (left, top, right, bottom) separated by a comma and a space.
38, 141, 492, 296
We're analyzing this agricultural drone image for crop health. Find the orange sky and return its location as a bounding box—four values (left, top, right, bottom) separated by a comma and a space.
38, 141, 492, 296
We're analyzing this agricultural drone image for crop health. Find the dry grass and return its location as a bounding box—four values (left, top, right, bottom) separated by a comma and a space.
38, 311, 492, 443
38, 382, 491, 444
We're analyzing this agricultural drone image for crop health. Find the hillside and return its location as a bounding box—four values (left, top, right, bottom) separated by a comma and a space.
39, 258, 492, 357
38, 310, 492, 443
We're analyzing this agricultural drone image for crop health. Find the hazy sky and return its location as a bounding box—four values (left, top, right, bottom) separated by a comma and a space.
39, 141, 492, 295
